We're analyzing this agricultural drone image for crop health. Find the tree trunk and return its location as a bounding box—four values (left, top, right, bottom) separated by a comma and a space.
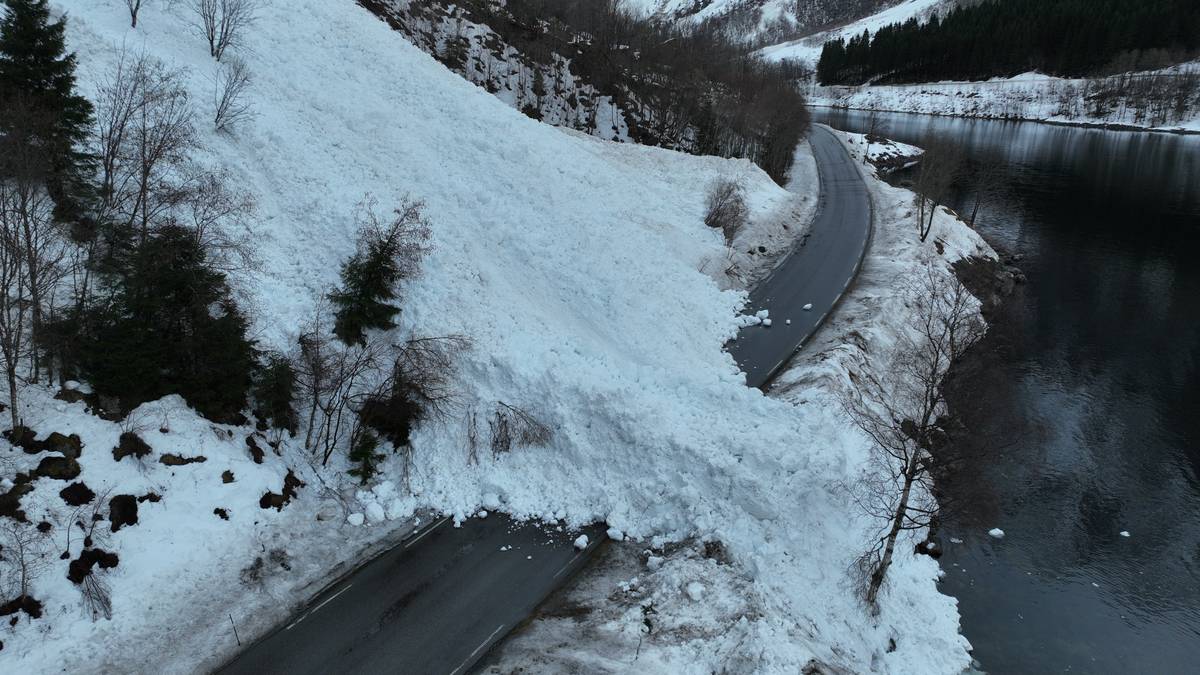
867, 456, 918, 607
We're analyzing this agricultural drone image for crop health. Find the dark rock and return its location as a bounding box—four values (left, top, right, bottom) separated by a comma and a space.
221, 470, 235, 484
214, 508, 230, 520
54, 388, 88, 404
108, 495, 138, 532
112, 432, 152, 462
0, 595, 43, 619
34, 456, 81, 481
0, 481, 34, 521
43, 433, 83, 459
4, 426, 39, 453
159, 453, 207, 466
246, 436, 264, 464
36, 521, 51, 533
58, 478, 95, 504
137, 492, 161, 503
67, 548, 119, 584
259, 470, 305, 511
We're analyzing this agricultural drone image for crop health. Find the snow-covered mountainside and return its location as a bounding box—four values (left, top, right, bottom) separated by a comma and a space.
624, 0, 921, 45
758, 0, 955, 66
4, 1, 989, 673
810, 66, 1200, 133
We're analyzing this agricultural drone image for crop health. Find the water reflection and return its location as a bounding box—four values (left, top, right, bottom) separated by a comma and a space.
811, 109, 1200, 673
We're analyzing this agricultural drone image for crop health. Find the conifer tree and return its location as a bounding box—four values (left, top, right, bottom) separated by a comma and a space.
347, 429, 384, 485
0, 0, 95, 224
329, 200, 430, 346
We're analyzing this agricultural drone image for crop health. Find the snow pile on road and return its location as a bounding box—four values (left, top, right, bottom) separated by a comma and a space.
3, 2, 978, 674
808, 66, 1200, 133
493, 129, 990, 674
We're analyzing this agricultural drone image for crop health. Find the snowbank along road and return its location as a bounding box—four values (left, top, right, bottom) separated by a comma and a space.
217, 127, 869, 675
729, 124, 872, 388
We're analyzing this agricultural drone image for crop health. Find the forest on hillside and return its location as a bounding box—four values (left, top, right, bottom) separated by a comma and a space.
364, 0, 810, 183
817, 0, 1200, 85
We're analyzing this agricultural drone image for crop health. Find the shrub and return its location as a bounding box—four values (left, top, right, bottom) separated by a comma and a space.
704, 178, 748, 245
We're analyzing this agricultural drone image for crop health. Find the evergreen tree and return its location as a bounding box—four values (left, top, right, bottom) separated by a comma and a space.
0, 0, 95, 224
329, 201, 430, 346
252, 352, 298, 434
79, 225, 257, 422
347, 429, 384, 485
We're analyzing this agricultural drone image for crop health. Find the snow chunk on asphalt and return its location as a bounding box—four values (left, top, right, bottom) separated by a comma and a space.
346, 513, 365, 527
685, 581, 705, 601
762, 318, 773, 327
478, 510, 489, 519
365, 502, 386, 524
802, 303, 814, 311
988, 528, 1005, 539
1120, 530, 1130, 537
606, 527, 624, 541
573, 535, 589, 550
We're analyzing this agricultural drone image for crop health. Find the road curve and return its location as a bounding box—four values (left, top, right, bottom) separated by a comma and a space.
217, 515, 603, 675
215, 126, 870, 675
728, 125, 871, 389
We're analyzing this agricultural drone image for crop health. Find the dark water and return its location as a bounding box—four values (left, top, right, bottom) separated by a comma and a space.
811, 108, 1200, 673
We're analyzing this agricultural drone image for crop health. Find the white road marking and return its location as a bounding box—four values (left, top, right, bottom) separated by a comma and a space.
553, 551, 584, 579
406, 516, 450, 549
448, 624, 506, 675
284, 583, 353, 631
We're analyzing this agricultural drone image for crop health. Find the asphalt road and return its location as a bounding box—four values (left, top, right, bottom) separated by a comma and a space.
728, 124, 871, 389
216, 126, 869, 675
218, 514, 604, 675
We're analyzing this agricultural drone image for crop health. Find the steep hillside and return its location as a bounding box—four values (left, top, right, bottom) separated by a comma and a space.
625, 0, 919, 46
759, 0, 955, 66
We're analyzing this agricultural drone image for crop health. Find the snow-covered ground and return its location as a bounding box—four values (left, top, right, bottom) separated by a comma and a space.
3, 1, 990, 673
809, 67, 1200, 133
758, 0, 953, 68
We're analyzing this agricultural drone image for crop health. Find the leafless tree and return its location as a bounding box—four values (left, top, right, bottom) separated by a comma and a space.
183, 170, 256, 271
0, 100, 69, 386
841, 267, 985, 609
912, 139, 963, 243
125, 0, 144, 28
93, 52, 196, 243
190, 0, 257, 61
488, 401, 551, 459
294, 306, 386, 465
863, 112, 885, 166
213, 56, 253, 132
703, 178, 748, 245
392, 335, 471, 422
0, 519, 50, 611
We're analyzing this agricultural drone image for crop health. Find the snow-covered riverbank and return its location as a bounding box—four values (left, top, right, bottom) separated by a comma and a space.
809, 68, 1200, 135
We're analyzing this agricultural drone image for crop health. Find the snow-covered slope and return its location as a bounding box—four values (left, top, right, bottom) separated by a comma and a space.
759, 0, 955, 66
3, 1, 984, 673
624, 0, 927, 46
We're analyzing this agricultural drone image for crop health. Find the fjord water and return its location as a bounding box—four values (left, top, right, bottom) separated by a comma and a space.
811, 108, 1200, 673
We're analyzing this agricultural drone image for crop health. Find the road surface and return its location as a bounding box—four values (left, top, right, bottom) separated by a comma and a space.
216, 126, 869, 675
728, 125, 871, 388
219, 514, 604, 675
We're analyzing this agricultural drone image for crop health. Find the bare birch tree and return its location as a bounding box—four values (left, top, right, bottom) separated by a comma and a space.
842, 267, 985, 609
